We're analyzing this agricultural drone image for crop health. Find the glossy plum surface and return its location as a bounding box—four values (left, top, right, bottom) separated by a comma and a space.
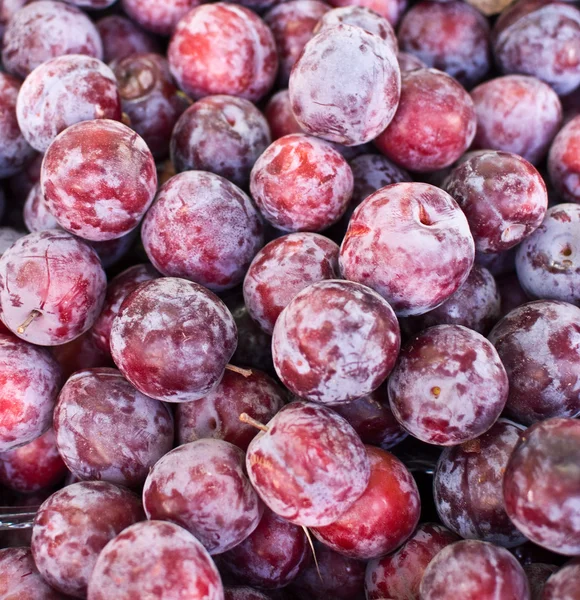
365, 523, 459, 600
114, 52, 190, 160
221, 507, 308, 589
374, 68, 476, 172
175, 367, 285, 451
312, 446, 421, 560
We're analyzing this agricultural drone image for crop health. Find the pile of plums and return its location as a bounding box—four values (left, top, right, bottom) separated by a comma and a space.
0, 0, 578, 598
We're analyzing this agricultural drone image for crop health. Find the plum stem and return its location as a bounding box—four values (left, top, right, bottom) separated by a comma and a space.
239, 413, 269, 432
226, 364, 253, 378
302, 526, 322, 582
17, 310, 41, 334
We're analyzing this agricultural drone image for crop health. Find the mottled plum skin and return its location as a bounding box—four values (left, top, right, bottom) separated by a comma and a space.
289, 542, 366, 600
171, 95, 271, 188
493, 0, 580, 95
504, 418, 580, 556
143, 439, 263, 555
516, 204, 580, 305
389, 325, 509, 445
91, 264, 160, 355
264, 90, 303, 140
0, 428, 66, 493
87, 520, 224, 600
96, 15, 160, 64
110, 277, 237, 402
420, 540, 530, 600
122, 0, 201, 36
408, 264, 501, 335
0, 230, 107, 346
470, 75, 562, 165
221, 508, 308, 589
542, 560, 580, 600
339, 182, 474, 316
114, 53, 190, 160
398, 1, 491, 88
331, 382, 408, 449
548, 115, 580, 204
272, 280, 400, 404
312, 446, 420, 560
142, 171, 263, 290
168, 3, 278, 101
434, 420, 527, 547
246, 401, 370, 527
41, 119, 157, 242
243, 233, 339, 334
365, 523, 459, 600
289, 24, 400, 146
17, 55, 122, 154
175, 368, 285, 451
445, 151, 548, 254
31, 481, 145, 598
51, 330, 112, 379
524, 563, 558, 600
0, 547, 66, 600
314, 6, 397, 48
0, 73, 35, 179
1, 1, 103, 79
489, 300, 580, 424
250, 134, 353, 233
264, 0, 330, 87
374, 68, 476, 172
54, 368, 174, 487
